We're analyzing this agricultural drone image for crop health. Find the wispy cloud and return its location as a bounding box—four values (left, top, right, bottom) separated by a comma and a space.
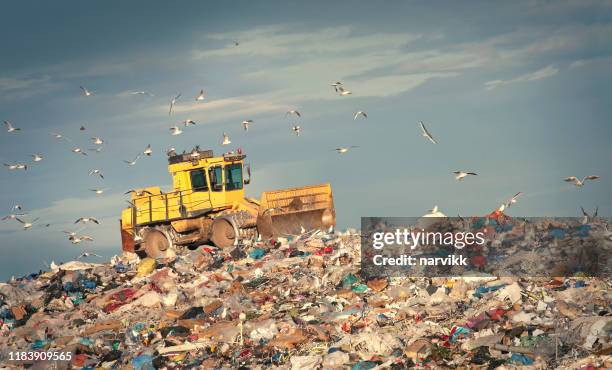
484, 65, 560, 90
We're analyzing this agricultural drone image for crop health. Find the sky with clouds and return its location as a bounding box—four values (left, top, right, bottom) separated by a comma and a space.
1, 0, 611, 280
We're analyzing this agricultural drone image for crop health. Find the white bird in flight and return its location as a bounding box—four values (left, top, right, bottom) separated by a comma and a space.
196, 89, 205, 101
419, 121, 437, 144
31, 154, 44, 162
89, 188, 107, 195
503, 192, 523, 209
453, 171, 478, 181
16, 217, 39, 230
4, 163, 27, 171
4, 121, 20, 133
183, 119, 196, 127
123, 155, 141, 166
88, 169, 104, 179
80, 86, 93, 97
89, 146, 104, 153
286, 110, 301, 118
242, 120, 253, 131
331, 81, 343, 92
334, 146, 359, 154
169, 93, 181, 115
222, 132, 231, 145
353, 111, 367, 120
337, 86, 352, 96
292, 125, 301, 136
70, 236, 94, 245
72, 147, 88, 156
75, 217, 100, 225
170, 126, 183, 136
564, 175, 600, 187
143, 144, 153, 156
580, 206, 598, 224
76, 251, 102, 259
91, 137, 104, 145
130, 91, 154, 96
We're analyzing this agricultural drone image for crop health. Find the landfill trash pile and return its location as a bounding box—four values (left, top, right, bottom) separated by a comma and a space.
0, 224, 611, 369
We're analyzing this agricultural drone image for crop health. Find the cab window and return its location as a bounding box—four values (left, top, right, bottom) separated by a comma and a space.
208, 166, 223, 192
190, 169, 208, 192
225, 163, 243, 191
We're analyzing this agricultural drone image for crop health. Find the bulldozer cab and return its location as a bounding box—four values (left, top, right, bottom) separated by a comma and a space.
168, 150, 247, 217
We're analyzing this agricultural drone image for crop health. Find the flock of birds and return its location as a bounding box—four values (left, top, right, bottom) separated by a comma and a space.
0, 39, 605, 269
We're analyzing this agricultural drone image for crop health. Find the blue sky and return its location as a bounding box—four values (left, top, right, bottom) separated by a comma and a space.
1, 0, 611, 280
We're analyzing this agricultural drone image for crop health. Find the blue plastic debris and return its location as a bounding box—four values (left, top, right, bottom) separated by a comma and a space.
132, 354, 155, 370
510, 353, 534, 365
549, 228, 566, 239
352, 361, 379, 370
473, 284, 507, 298
249, 248, 266, 260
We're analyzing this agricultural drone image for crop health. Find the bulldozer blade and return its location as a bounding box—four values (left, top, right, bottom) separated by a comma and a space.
257, 183, 336, 239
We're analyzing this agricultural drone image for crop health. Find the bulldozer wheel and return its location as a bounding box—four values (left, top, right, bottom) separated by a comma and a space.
211, 219, 236, 249
143, 229, 170, 259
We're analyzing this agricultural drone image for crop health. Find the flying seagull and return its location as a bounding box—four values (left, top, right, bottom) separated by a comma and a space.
72, 147, 87, 156
353, 111, 367, 120
130, 91, 154, 96
580, 206, 598, 224
51, 133, 71, 142
419, 121, 437, 144
89, 169, 104, 179
222, 132, 231, 145
337, 86, 352, 96
286, 110, 301, 118
16, 217, 39, 230
564, 175, 600, 187
123, 155, 141, 166
89, 188, 107, 195
331, 81, 343, 92
169, 93, 181, 115
334, 146, 359, 154
31, 154, 44, 162
143, 144, 153, 156
89, 146, 104, 153
125, 189, 153, 196
183, 119, 196, 127
503, 192, 523, 209
170, 126, 183, 136
453, 171, 478, 181
233, 40, 239, 46
4, 121, 20, 133
80, 86, 93, 97
75, 217, 100, 225
2, 210, 27, 221
242, 120, 253, 131
195, 89, 205, 101
91, 137, 104, 145
4, 163, 27, 171
76, 251, 102, 259
292, 125, 301, 136
70, 236, 94, 245
80, 125, 86, 131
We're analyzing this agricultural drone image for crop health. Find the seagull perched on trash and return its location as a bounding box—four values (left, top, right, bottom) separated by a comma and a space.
242, 120, 253, 131
72, 147, 87, 156
580, 206, 598, 224
143, 144, 153, 156
222, 132, 231, 145
292, 125, 301, 136
4, 121, 20, 133
419, 121, 437, 144
88, 169, 104, 179
169, 93, 181, 115
286, 110, 301, 118
31, 154, 44, 162
91, 137, 104, 145
80, 86, 93, 97
564, 175, 600, 187
170, 126, 183, 136
123, 155, 141, 166
334, 146, 359, 154
195, 89, 205, 101
16, 217, 39, 230
76, 251, 101, 259
353, 111, 367, 120
75, 217, 100, 225
183, 119, 196, 127
453, 171, 478, 181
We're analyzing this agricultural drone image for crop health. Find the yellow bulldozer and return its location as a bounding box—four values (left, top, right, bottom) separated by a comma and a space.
120, 148, 336, 258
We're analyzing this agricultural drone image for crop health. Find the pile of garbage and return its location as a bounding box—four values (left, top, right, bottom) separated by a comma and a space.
0, 225, 610, 369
